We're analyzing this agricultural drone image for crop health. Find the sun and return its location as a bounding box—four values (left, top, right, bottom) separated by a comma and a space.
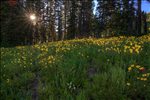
30, 14, 36, 21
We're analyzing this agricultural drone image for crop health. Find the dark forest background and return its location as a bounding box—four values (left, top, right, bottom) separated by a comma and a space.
1, 0, 150, 47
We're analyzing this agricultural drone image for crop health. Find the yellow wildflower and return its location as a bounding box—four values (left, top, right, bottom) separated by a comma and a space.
128, 67, 132, 72
136, 65, 140, 69
137, 77, 140, 79
127, 83, 130, 86
143, 78, 147, 81
135, 49, 139, 54
140, 78, 147, 81
124, 45, 128, 49
140, 78, 144, 80
139, 67, 145, 71
142, 74, 147, 77
129, 49, 133, 53
130, 64, 135, 67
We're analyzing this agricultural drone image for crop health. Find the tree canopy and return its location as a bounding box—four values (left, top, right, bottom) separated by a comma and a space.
1, 0, 150, 47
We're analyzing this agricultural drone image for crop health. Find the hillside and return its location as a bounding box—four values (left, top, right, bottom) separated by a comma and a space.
1, 34, 150, 99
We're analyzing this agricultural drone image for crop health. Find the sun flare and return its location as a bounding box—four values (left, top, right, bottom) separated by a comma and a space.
30, 14, 36, 20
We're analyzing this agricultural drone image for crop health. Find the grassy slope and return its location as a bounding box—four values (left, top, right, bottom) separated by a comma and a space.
1, 34, 150, 99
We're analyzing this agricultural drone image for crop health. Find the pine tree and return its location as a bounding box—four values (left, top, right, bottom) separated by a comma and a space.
68, 0, 77, 39
137, 0, 142, 35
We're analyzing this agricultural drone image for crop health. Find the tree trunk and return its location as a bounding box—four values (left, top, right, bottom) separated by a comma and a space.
143, 12, 147, 34
137, 0, 141, 35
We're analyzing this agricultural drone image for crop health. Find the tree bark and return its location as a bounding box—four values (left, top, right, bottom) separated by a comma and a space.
137, 0, 141, 35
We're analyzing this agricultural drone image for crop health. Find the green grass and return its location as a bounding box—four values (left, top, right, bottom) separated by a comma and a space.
1, 34, 150, 100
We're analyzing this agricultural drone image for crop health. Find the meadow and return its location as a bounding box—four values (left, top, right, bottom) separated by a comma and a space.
1, 34, 150, 100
